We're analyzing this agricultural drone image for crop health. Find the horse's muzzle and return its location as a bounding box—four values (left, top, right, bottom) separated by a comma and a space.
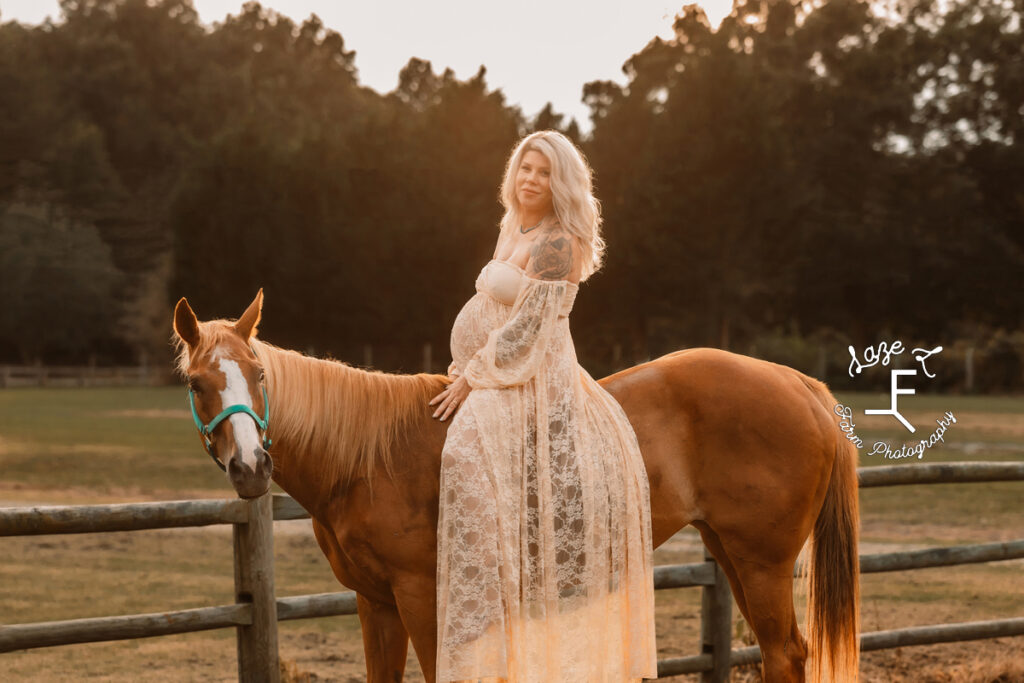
228, 448, 273, 499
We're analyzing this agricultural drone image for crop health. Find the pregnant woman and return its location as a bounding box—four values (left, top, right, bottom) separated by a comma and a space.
429, 130, 657, 682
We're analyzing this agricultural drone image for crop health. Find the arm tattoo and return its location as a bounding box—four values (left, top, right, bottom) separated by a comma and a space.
527, 229, 574, 280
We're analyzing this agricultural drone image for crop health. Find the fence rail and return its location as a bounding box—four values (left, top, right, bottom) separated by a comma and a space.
1, 462, 1022, 682
0, 605, 252, 651
0, 364, 164, 388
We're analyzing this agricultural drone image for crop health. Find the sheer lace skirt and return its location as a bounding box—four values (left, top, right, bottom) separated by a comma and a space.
436, 331, 657, 682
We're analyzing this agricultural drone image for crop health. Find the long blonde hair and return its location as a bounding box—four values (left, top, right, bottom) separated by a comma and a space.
498, 131, 605, 281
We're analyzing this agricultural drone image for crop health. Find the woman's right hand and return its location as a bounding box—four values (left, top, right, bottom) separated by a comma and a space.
430, 374, 471, 421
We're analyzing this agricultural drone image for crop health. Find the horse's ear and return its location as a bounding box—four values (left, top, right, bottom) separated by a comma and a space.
173, 297, 201, 349
234, 288, 263, 341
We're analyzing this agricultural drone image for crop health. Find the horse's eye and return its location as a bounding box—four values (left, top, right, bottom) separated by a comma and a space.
258, 369, 266, 383
188, 378, 202, 393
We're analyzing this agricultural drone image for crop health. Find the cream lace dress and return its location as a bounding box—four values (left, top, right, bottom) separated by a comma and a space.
436, 258, 657, 682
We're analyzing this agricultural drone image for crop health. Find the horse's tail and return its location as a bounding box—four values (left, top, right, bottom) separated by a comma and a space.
801, 376, 860, 682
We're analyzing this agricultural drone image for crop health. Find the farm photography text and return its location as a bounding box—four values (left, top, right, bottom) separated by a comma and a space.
835, 339, 958, 459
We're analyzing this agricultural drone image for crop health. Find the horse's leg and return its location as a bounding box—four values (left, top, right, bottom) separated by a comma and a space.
310, 520, 409, 680
356, 593, 411, 683
692, 520, 751, 624
693, 482, 819, 682
390, 571, 439, 683
703, 516, 808, 683
697, 520, 808, 682
730, 557, 807, 683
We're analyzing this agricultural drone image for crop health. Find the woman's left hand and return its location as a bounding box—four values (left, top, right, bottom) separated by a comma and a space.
430, 375, 471, 421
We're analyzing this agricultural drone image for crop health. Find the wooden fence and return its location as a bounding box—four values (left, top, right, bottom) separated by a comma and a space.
0, 364, 165, 388
1, 461, 1023, 682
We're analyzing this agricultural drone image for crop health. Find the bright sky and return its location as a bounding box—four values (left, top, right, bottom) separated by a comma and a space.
0, 1, 731, 131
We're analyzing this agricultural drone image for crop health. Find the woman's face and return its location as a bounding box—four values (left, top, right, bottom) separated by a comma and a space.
516, 150, 554, 217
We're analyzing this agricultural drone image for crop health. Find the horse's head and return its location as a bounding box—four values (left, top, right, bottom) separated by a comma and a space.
172, 290, 273, 499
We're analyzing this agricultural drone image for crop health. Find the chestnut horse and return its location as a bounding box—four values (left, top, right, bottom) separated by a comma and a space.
172, 291, 859, 682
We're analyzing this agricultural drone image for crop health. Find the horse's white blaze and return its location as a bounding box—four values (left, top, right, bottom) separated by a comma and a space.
217, 356, 261, 471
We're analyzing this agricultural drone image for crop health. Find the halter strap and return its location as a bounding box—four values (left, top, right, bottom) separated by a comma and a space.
188, 385, 272, 471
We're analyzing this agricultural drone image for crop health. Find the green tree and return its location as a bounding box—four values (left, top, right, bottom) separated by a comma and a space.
0, 204, 122, 361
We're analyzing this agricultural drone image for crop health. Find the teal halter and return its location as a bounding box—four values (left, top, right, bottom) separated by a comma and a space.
188, 384, 272, 472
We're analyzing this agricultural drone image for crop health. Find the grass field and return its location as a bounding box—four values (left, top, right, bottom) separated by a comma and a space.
1, 386, 1022, 681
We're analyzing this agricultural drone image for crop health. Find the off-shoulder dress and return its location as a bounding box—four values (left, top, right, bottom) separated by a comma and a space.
437, 258, 657, 682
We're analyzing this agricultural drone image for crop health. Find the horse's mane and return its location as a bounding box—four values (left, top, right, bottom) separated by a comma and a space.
173, 320, 237, 378
174, 321, 445, 493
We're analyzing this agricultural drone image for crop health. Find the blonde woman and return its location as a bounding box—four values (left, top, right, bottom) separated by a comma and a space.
429, 130, 656, 681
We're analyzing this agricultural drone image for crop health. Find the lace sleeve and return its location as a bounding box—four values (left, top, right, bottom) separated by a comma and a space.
461, 277, 568, 390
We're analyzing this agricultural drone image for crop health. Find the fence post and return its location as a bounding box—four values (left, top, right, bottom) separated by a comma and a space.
700, 548, 732, 683
423, 342, 432, 373
233, 492, 280, 683
965, 347, 974, 393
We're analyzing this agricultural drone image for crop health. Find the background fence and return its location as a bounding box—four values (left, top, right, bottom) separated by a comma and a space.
0, 365, 165, 388
1, 461, 1023, 682
0, 342, 999, 392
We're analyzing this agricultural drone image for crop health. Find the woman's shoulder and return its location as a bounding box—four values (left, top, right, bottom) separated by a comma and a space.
525, 222, 582, 283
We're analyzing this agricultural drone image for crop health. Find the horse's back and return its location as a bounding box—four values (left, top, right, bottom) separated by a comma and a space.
600, 348, 840, 549
601, 347, 836, 444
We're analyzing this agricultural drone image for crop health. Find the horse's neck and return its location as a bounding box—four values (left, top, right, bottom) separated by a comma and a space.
256, 341, 439, 520
261, 347, 342, 518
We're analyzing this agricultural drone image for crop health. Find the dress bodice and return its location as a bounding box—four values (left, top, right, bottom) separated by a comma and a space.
475, 259, 579, 316
450, 259, 581, 381
476, 259, 524, 305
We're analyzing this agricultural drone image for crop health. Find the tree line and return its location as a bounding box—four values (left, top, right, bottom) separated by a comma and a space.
0, 0, 1021, 390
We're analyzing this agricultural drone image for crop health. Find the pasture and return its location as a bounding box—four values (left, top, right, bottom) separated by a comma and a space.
1, 386, 1022, 681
